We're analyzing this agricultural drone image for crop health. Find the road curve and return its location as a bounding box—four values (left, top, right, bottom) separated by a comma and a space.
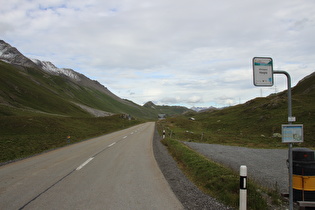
0, 122, 183, 210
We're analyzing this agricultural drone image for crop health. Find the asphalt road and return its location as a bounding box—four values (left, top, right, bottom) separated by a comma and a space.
0, 122, 183, 210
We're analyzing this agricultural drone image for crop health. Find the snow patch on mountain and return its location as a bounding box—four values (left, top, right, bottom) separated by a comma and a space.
31, 59, 80, 82
60, 68, 81, 82
31, 59, 58, 72
0, 40, 16, 60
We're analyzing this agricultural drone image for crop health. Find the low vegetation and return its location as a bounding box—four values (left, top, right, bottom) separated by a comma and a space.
158, 123, 284, 209
158, 80, 315, 149
0, 112, 144, 163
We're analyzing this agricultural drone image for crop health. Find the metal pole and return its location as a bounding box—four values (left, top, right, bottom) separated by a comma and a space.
274, 70, 293, 210
288, 143, 293, 210
273, 71, 292, 117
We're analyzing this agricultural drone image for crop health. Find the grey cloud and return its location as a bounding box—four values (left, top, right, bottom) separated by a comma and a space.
1, 0, 314, 107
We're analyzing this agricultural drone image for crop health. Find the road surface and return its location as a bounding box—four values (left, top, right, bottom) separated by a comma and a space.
184, 142, 289, 193
0, 122, 183, 210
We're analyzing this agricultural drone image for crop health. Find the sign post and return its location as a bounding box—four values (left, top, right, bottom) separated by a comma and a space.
252, 58, 303, 210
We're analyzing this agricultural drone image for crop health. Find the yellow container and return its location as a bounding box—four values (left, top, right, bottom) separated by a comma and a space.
293, 175, 315, 191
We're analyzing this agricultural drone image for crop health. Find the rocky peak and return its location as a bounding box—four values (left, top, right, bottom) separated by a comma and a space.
143, 101, 156, 108
0, 40, 38, 69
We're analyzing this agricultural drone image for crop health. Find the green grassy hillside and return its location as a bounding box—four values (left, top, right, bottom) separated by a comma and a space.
0, 61, 160, 119
0, 62, 90, 117
159, 72, 315, 148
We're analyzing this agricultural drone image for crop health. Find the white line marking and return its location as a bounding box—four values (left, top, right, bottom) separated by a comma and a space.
131, 132, 134, 134
123, 136, 127, 139
108, 142, 116, 147
76, 157, 94, 170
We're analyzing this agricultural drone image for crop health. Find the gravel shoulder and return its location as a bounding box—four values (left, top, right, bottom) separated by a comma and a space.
153, 127, 234, 210
183, 142, 289, 194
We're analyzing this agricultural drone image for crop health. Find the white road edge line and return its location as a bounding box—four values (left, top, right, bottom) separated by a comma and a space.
108, 142, 116, 147
76, 157, 94, 171
123, 136, 127, 139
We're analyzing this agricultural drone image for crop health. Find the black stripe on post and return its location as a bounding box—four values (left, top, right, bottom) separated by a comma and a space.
240, 176, 247, 190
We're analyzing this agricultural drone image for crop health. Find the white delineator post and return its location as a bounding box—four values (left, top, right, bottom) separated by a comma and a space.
163, 130, 166, 139
240, 165, 247, 210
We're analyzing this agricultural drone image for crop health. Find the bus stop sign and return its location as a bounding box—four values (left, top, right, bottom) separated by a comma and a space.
253, 57, 274, 86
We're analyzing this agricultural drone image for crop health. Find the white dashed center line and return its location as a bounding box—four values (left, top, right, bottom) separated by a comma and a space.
108, 142, 116, 147
76, 157, 94, 171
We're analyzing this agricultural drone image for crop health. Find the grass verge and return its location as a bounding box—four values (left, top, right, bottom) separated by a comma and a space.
0, 115, 144, 163
160, 135, 283, 209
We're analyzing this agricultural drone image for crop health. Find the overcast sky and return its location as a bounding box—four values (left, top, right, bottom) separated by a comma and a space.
1, 0, 314, 108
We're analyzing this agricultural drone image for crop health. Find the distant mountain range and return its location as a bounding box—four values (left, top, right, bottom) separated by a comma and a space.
190, 106, 218, 112
0, 40, 190, 119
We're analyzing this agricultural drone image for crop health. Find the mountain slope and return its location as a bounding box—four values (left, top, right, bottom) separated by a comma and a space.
0, 61, 88, 116
0, 60, 162, 119
0, 40, 163, 119
160, 72, 315, 147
